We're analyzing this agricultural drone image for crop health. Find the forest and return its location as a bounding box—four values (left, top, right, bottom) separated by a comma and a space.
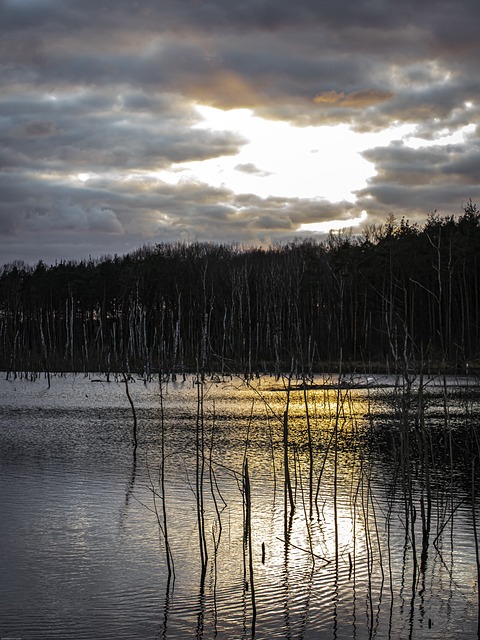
1, 202, 479, 378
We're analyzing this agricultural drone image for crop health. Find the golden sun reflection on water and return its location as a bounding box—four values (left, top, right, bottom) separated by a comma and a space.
25, 372, 472, 637
188, 379, 385, 606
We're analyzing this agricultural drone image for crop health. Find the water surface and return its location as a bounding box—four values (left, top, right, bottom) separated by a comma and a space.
1, 372, 479, 639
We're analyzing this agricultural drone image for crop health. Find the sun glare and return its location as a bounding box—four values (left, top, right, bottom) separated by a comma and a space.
156, 105, 416, 208
186, 105, 376, 201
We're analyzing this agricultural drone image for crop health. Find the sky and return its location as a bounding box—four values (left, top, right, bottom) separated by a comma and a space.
1, 0, 480, 265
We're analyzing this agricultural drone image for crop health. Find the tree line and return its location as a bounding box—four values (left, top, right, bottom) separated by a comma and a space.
1, 202, 479, 377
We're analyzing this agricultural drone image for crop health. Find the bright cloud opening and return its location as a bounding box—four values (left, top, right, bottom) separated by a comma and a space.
155, 105, 416, 204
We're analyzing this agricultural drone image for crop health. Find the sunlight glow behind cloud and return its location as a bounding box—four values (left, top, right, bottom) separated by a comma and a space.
156, 105, 416, 205
2, 0, 480, 264
402, 123, 476, 150
299, 210, 368, 233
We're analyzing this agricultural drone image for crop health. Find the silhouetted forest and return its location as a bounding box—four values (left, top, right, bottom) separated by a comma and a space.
2, 203, 480, 377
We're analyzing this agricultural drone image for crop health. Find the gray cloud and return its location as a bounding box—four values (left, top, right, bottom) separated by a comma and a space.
235, 163, 271, 177
354, 135, 480, 223
1, 0, 480, 263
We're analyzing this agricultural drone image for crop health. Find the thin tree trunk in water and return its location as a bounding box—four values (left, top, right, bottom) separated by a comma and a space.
284, 376, 295, 520
159, 374, 174, 580
195, 376, 208, 574
303, 381, 314, 520
417, 362, 432, 576
334, 355, 342, 566
243, 459, 257, 634
122, 372, 138, 448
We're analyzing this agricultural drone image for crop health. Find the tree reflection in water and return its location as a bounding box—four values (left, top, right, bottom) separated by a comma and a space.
1, 372, 480, 639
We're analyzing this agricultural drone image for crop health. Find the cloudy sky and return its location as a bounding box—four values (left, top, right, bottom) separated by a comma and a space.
2, 0, 480, 265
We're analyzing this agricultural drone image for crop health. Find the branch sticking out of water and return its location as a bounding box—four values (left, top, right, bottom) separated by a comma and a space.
275, 537, 330, 565
243, 459, 257, 633
122, 372, 138, 448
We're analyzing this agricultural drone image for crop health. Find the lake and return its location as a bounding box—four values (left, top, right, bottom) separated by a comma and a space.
0, 371, 479, 639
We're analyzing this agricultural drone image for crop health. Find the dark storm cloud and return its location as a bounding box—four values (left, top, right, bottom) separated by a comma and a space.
2, 0, 480, 263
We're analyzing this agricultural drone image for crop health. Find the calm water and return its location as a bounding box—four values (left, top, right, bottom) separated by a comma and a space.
1, 372, 479, 639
